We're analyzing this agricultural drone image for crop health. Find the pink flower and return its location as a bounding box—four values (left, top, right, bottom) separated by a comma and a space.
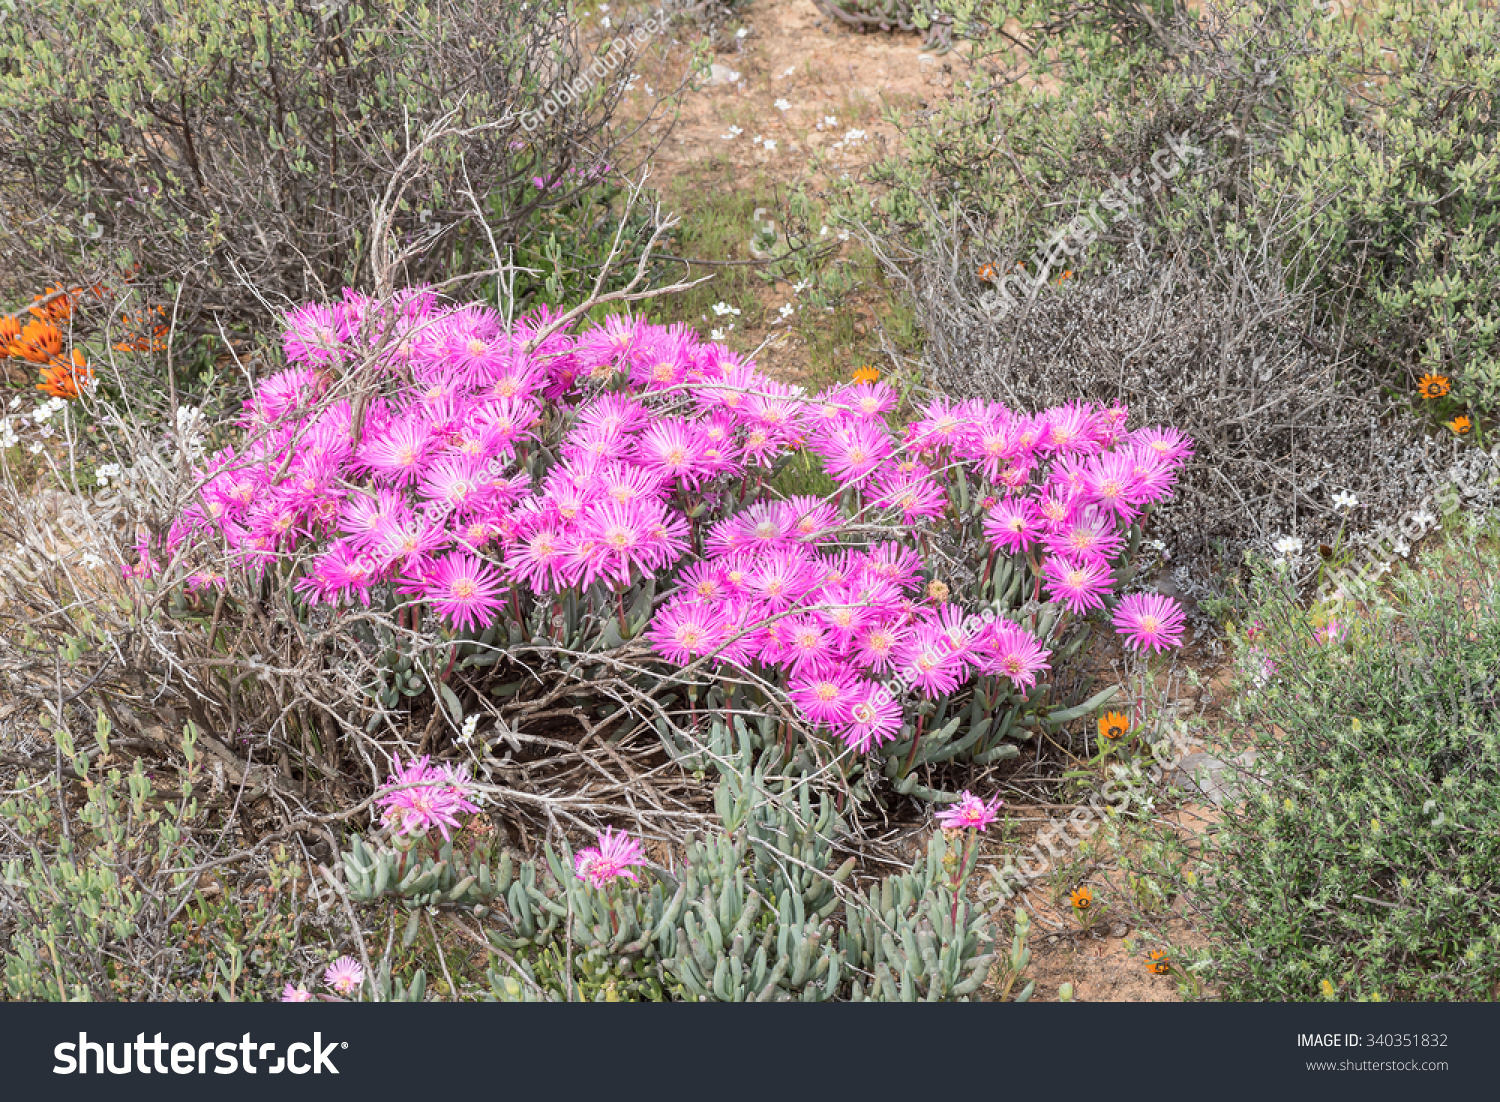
648, 599, 724, 665
574, 827, 647, 888
377, 754, 481, 842
1041, 555, 1114, 613
1082, 451, 1142, 523
838, 680, 904, 753
1112, 592, 1187, 654
323, 956, 364, 997
281, 983, 314, 1002
935, 790, 1004, 832
984, 498, 1043, 554
788, 667, 860, 727
1314, 618, 1345, 645
896, 625, 970, 698
416, 551, 509, 633
974, 621, 1052, 692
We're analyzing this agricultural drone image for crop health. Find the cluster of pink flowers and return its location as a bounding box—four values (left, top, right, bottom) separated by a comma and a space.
156, 289, 1191, 764
375, 754, 480, 843
281, 956, 365, 1001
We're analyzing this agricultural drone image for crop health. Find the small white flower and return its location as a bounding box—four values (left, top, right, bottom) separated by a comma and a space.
600, 14, 610, 27
819, 225, 830, 237
622, 72, 640, 92
1332, 490, 1359, 509
751, 134, 763, 145
31, 406, 51, 424
721, 125, 743, 140
0, 426, 16, 450
823, 115, 838, 128
842, 128, 867, 144
1393, 539, 1410, 557
774, 98, 791, 112
727, 69, 742, 83
837, 229, 850, 241
1273, 536, 1303, 557
38, 422, 54, 439
792, 279, 811, 294
779, 65, 796, 78
28, 441, 43, 455
762, 139, 777, 152
95, 462, 123, 487
645, 84, 654, 97
777, 303, 796, 321
1412, 508, 1436, 528
1146, 538, 1167, 552
710, 328, 726, 341
460, 714, 480, 742
8, 396, 20, 410
711, 302, 741, 317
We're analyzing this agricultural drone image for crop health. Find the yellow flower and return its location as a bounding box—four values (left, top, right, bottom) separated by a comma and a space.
1320, 979, 1336, 998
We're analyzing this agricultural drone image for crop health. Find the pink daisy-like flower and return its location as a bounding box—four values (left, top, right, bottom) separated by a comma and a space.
788, 667, 859, 727
778, 495, 842, 544
818, 420, 892, 484
1082, 450, 1143, 523
573, 827, 647, 888
1111, 592, 1187, 654
416, 551, 508, 632
838, 680, 904, 753
747, 546, 818, 613
984, 498, 1043, 554
895, 625, 970, 698
1044, 513, 1126, 566
282, 302, 343, 368
377, 754, 481, 842
851, 619, 904, 674
635, 419, 705, 485
1314, 618, 1345, 645
935, 790, 1004, 832
974, 621, 1052, 692
871, 467, 948, 524
281, 983, 315, 1002
1130, 425, 1194, 464
1041, 555, 1114, 614
323, 956, 364, 997
781, 614, 836, 675
648, 599, 724, 665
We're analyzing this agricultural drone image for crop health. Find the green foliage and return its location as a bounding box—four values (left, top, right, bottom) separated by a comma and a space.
853, 0, 1500, 423
343, 730, 999, 1002
0, 0, 634, 332
1186, 539, 1500, 1000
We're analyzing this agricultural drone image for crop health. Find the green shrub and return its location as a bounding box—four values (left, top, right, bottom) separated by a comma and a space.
0, 0, 645, 333
1190, 536, 1500, 1000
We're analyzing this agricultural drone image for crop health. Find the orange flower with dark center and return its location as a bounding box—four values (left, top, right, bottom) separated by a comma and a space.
29, 284, 78, 324
0, 315, 20, 357
1147, 949, 1171, 975
852, 366, 880, 386
11, 319, 64, 363
1447, 415, 1472, 435
37, 350, 93, 400
1070, 886, 1093, 911
1097, 709, 1130, 741
1417, 373, 1451, 399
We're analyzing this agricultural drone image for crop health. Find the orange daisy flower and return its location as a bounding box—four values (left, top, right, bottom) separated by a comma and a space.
29, 284, 78, 324
1070, 886, 1093, 911
11, 319, 64, 363
0, 315, 20, 357
1146, 949, 1172, 975
852, 366, 880, 386
1097, 709, 1130, 741
37, 350, 94, 400
1417, 373, 1450, 399
1446, 415, 1472, 435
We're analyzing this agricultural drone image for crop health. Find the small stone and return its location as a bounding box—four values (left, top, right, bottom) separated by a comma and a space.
1110, 923, 1129, 939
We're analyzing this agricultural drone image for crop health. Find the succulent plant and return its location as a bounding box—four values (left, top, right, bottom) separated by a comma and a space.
811, 0, 953, 51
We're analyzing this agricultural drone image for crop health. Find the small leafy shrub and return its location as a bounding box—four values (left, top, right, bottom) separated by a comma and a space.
839, 0, 1500, 590
0, 0, 649, 333
1189, 536, 1500, 1000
